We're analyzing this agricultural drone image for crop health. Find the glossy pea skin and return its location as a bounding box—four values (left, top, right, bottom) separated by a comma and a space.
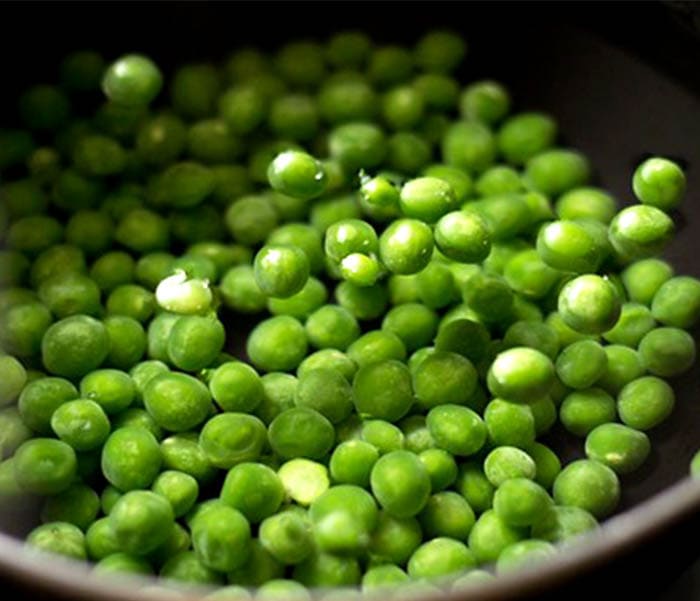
102, 54, 163, 106
427, 404, 487, 456
199, 413, 267, 469
399, 176, 458, 224
26, 522, 86, 561
555, 340, 608, 389
484, 398, 536, 449
558, 274, 622, 335
553, 459, 620, 519
525, 149, 590, 196
617, 376, 675, 431
268, 408, 335, 460
247, 316, 308, 373
328, 122, 387, 172
329, 440, 379, 488
632, 156, 686, 212
381, 303, 438, 352
209, 362, 263, 413
536, 220, 606, 274
352, 360, 414, 422
555, 187, 617, 223
378, 218, 434, 275
602, 302, 655, 348
434, 317, 491, 363
267, 150, 327, 200
413, 350, 478, 410
487, 347, 555, 403
220, 462, 285, 524
13, 438, 77, 495
638, 327, 696, 378
468, 509, 524, 564
370, 450, 431, 518
254, 245, 310, 299
191, 504, 251, 573
608, 205, 674, 260
407, 537, 475, 580
502, 320, 560, 360
50, 399, 111, 452
101, 427, 162, 491
559, 388, 617, 437
497, 112, 557, 165
651, 276, 700, 329
484, 446, 537, 487
259, 510, 314, 566
434, 210, 492, 263
144, 372, 212, 433
419, 491, 475, 541
151, 470, 200, 518
167, 315, 226, 372
442, 120, 496, 173
41, 315, 110, 380
585, 423, 650, 475
493, 477, 553, 527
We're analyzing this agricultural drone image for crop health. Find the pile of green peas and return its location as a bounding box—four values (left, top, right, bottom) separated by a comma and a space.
0, 27, 699, 600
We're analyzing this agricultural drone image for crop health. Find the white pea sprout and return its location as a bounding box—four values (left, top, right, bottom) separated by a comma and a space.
155, 269, 213, 315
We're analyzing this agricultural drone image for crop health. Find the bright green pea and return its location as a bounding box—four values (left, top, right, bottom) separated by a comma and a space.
268, 408, 335, 460
484, 398, 535, 449
103, 54, 163, 106
418, 448, 458, 491
220, 265, 267, 314
434, 210, 492, 263
329, 440, 379, 488
555, 340, 608, 390
484, 446, 536, 487
487, 347, 554, 403
370, 450, 431, 518
442, 120, 496, 173
434, 317, 491, 363
361, 420, 404, 454
13, 438, 77, 495
144, 372, 212, 433
407, 537, 475, 580
426, 404, 486, 456
254, 245, 310, 299
632, 156, 686, 212
525, 149, 590, 196
468, 509, 524, 564
553, 459, 620, 519
352, 359, 413, 422
536, 220, 606, 274
558, 274, 622, 335
152, 470, 200, 518
378, 218, 434, 275
26, 522, 86, 561
101, 427, 161, 491
651, 276, 700, 329
618, 376, 675, 431
419, 491, 475, 541
413, 350, 478, 410
247, 316, 308, 373
191, 503, 251, 572
559, 388, 617, 437
220, 462, 284, 524
585, 423, 650, 475
41, 315, 109, 380
50, 399, 110, 452
199, 413, 266, 469
209, 362, 263, 413
556, 187, 617, 223
602, 303, 655, 347
638, 327, 695, 377
460, 80, 510, 124
608, 205, 674, 260
496, 539, 556, 574
160, 433, 217, 485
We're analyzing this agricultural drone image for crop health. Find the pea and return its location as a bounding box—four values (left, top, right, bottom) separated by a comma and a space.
254, 245, 310, 299
468, 510, 524, 564
651, 276, 700, 329
632, 156, 686, 212
407, 538, 475, 580
14, 438, 77, 495
102, 54, 163, 106
247, 316, 308, 373
379, 218, 434, 275
638, 327, 696, 378
558, 274, 622, 335
370, 450, 431, 518
268, 408, 335, 460
618, 376, 675, 431
608, 205, 674, 260
553, 459, 620, 519
460, 80, 510, 124
26, 522, 86, 561
101, 427, 162, 491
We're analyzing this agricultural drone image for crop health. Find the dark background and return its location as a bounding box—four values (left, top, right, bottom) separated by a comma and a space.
1, 1, 700, 599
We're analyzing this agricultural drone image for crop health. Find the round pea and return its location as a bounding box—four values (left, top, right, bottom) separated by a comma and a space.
585, 423, 651, 475
632, 156, 685, 211
618, 376, 675, 431
553, 459, 620, 519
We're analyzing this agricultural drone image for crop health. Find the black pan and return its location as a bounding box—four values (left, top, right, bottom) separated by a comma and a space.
1, 2, 699, 600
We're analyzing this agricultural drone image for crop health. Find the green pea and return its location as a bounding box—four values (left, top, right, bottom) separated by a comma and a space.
41, 315, 109, 380
50, 399, 110, 452
247, 316, 308, 373
632, 156, 686, 212
415, 30, 466, 73
531, 505, 598, 545
525, 149, 590, 196
103, 54, 163, 106
651, 276, 700, 329
558, 274, 622, 335
220, 462, 285, 524
161, 433, 217, 485
618, 376, 675, 430
585, 423, 650, 475
413, 351, 478, 410
536, 220, 606, 274
199, 413, 266, 469
352, 360, 413, 422
370, 450, 431, 518
268, 408, 335, 460
460, 80, 510, 124
382, 86, 425, 131
638, 327, 696, 378
152, 470, 200, 518
442, 120, 496, 173
14, 438, 77, 495
608, 205, 674, 260
368, 45, 413, 88
555, 187, 617, 223
144, 372, 212, 433
413, 73, 459, 112
484, 398, 535, 449
419, 491, 475, 541
475, 165, 524, 196
484, 446, 536, 487
496, 539, 556, 574
254, 245, 310, 299
191, 503, 251, 573
101, 427, 162, 491
27, 522, 86, 561
553, 459, 620, 519
407, 537, 475, 580
38, 272, 101, 319
468, 509, 524, 564
426, 404, 487, 456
